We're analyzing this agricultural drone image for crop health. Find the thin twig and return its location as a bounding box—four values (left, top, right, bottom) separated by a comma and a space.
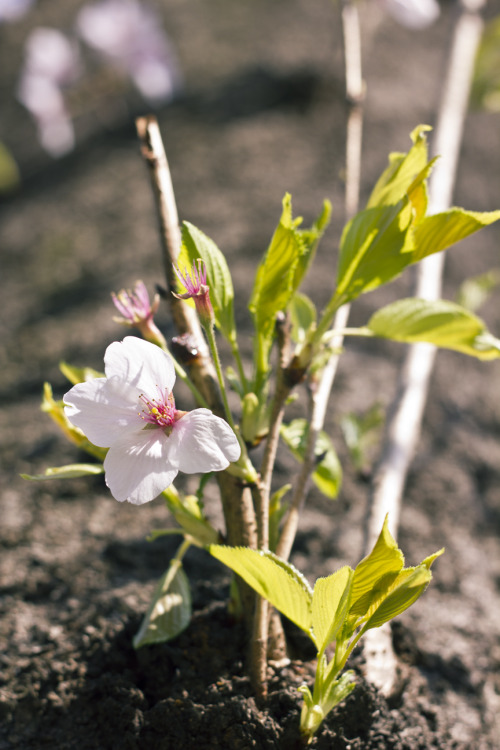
276, 0, 364, 561
250, 316, 291, 699
363, 0, 487, 695
136, 115, 258, 612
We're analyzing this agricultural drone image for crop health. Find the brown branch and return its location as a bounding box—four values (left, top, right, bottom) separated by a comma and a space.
136, 115, 257, 616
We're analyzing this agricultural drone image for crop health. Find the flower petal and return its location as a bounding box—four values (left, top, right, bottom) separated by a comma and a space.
104, 429, 178, 504
170, 409, 241, 474
104, 336, 176, 396
64, 377, 141, 446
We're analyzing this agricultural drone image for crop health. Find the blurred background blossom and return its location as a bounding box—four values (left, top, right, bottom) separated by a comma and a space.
380, 0, 440, 29
10, 0, 182, 160
76, 0, 182, 104
0, 0, 35, 24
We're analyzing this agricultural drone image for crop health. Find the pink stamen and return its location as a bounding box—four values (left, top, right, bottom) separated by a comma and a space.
139, 387, 176, 428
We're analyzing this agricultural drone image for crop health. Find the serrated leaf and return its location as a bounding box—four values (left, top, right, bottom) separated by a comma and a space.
133, 563, 192, 648
335, 200, 413, 304
311, 566, 353, 652
209, 545, 313, 635
367, 298, 500, 360
410, 208, 500, 263
179, 221, 236, 342
367, 125, 431, 209
364, 549, 443, 631
21, 463, 104, 481
280, 418, 342, 499
249, 194, 330, 341
347, 517, 404, 627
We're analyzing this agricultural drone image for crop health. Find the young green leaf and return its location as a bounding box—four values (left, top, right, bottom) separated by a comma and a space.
133, 562, 192, 648
367, 298, 500, 360
42, 383, 107, 460
335, 200, 413, 304
456, 269, 500, 312
209, 545, 313, 634
280, 418, 342, 499
363, 549, 443, 631
179, 221, 236, 342
410, 207, 500, 262
249, 195, 330, 353
347, 517, 404, 625
367, 124, 432, 209
311, 566, 353, 652
21, 463, 104, 481
289, 292, 317, 345
59, 362, 104, 385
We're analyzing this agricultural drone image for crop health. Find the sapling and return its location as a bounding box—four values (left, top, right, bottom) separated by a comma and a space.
23, 122, 500, 740
210, 516, 443, 743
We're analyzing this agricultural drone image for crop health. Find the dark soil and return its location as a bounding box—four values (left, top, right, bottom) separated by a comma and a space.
2, 1, 500, 748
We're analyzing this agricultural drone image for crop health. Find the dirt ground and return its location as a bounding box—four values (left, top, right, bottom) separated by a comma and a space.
2, 1, 500, 748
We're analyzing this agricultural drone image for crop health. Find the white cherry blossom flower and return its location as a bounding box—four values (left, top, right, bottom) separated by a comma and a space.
63, 336, 241, 504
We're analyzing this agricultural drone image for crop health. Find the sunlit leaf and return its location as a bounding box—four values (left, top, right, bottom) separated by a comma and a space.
41, 382, 107, 460
209, 545, 313, 634
311, 566, 353, 652
179, 221, 236, 342
59, 362, 104, 385
364, 548, 443, 631
133, 562, 192, 648
410, 208, 500, 262
346, 517, 403, 627
21, 463, 104, 481
367, 124, 431, 209
367, 298, 500, 360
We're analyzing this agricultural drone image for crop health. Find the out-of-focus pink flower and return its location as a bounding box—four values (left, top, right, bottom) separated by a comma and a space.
112, 280, 166, 347
16, 27, 81, 157
76, 0, 182, 103
380, 0, 440, 29
63, 337, 241, 504
0, 0, 35, 23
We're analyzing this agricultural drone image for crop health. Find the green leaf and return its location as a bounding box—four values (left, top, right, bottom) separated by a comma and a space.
340, 404, 384, 473
364, 549, 444, 631
346, 517, 404, 628
21, 463, 104, 481
133, 562, 192, 648
179, 222, 236, 342
59, 362, 104, 385
367, 125, 432, 209
367, 298, 500, 360
162, 486, 219, 546
311, 566, 353, 652
335, 200, 413, 304
456, 269, 500, 312
249, 194, 330, 343
289, 292, 317, 345
410, 208, 500, 263
471, 17, 500, 112
41, 382, 107, 460
269, 484, 292, 552
209, 545, 313, 635
280, 418, 342, 499
0, 141, 20, 194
